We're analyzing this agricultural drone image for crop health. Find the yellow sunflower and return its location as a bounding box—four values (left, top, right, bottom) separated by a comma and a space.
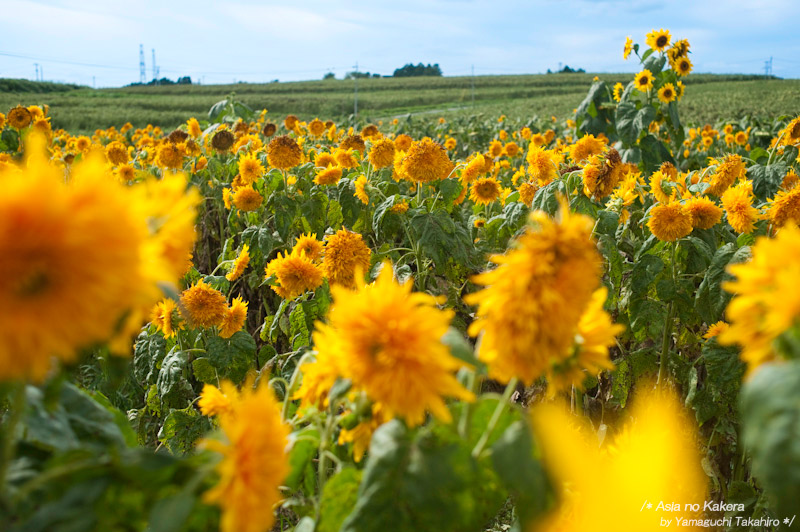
238, 152, 265, 185
187, 117, 202, 138
719, 225, 800, 369
354, 174, 369, 204
400, 137, 454, 183
634, 69, 654, 92
308, 118, 326, 138
292, 233, 324, 262
582, 149, 623, 200
767, 185, 800, 228
460, 153, 486, 184
155, 142, 184, 170
314, 165, 343, 186
180, 279, 228, 328
322, 229, 371, 289
341, 134, 366, 153
105, 141, 129, 166
265, 251, 324, 300
612, 82, 625, 102
465, 201, 602, 385
647, 202, 693, 242
212, 129, 235, 152
684, 197, 723, 229
232, 186, 263, 212
645, 28, 671, 52
657, 83, 677, 104
312, 263, 474, 426
7, 106, 32, 130
394, 133, 412, 152
219, 297, 248, 339
470, 177, 502, 205
151, 299, 182, 338
674, 56, 693, 76
202, 379, 290, 532
226, 244, 251, 281
722, 181, 759, 234
705, 154, 746, 196
267, 135, 302, 169
623, 36, 634, 60
527, 145, 561, 185
518, 181, 538, 207
368, 137, 395, 169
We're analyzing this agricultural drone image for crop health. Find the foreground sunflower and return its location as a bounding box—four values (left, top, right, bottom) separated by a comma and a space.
202, 380, 290, 532
466, 201, 602, 384
312, 263, 474, 426
719, 225, 800, 369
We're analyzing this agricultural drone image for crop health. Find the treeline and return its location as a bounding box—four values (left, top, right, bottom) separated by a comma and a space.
0, 78, 85, 93
128, 76, 193, 87
393, 63, 442, 77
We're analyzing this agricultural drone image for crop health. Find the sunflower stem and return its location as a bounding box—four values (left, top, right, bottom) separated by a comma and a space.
0, 382, 26, 511
472, 377, 518, 458
281, 352, 313, 422
458, 370, 480, 439
657, 241, 678, 387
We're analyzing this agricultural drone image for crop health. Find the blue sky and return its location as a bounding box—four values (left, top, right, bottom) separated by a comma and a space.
1, 0, 799, 87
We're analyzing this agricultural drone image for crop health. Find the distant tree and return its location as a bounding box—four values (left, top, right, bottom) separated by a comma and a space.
345, 71, 374, 79
323, 72, 336, 80
393, 63, 442, 77
177, 76, 192, 85
547, 65, 585, 74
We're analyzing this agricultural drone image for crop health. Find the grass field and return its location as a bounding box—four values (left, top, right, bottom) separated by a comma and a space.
2, 73, 799, 132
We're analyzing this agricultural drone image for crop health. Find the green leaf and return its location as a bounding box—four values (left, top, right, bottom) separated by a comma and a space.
639, 134, 673, 174
531, 180, 568, 215
286, 426, 320, 491
740, 360, 800, 516
441, 328, 478, 366
438, 178, 463, 208
409, 209, 472, 273
615, 102, 638, 145
694, 243, 737, 324
134, 331, 167, 385
642, 53, 666, 75
490, 421, 550, 526
159, 407, 209, 455
748, 162, 787, 202
630, 254, 664, 294
191, 357, 217, 384
206, 331, 257, 384
156, 348, 194, 409
289, 304, 311, 349
319, 468, 363, 532
148, 492, 196, 532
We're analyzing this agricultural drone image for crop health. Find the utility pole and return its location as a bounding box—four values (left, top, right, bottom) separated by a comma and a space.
139, 44, 146, 83
353, 61, 358, 120
93, 76, 96, 88
764, 56, 773, 79
152, 48, 157, 84
471, 64, 475, 107
34, 63, 39, 81
39, 65, 43, 81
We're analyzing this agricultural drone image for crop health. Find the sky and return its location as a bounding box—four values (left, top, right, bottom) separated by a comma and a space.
1, 0, 799, 88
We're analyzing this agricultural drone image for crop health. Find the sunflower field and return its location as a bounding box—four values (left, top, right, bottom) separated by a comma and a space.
2, 31, 800, 532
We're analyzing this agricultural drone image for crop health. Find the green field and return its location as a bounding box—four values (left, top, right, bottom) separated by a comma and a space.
2, 73, 798, 133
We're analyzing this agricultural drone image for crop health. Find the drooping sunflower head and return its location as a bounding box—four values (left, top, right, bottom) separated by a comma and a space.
361, 124, 380, 140
582, 148, 623, 200
212, 129, 235, 152
470, 177, 502, 205
705, 154, 746, 196
646, 28, 671, 52
262, 122, 277, 137
267, 135, 302, 170
226, 244, 251, 282
400, 137, 454, 183
313, 165, 343, 186
187, 117, 202, 138
461, 153, 486, 184
219, 297, 248, 339
354, 174, 369, 205
312, 262, 474, 426
684, 197, 723, 229
151, 298, 183, 339
340, 134, 366, 154
612, 82, 625, 102
634, 69, 654, 92
284, 114, 299, 131
623, 36, 634, 60
105, 141, 129, 166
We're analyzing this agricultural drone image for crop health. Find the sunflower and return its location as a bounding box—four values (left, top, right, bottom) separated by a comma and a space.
722, 181, 759, 234
354, 174, 369, 204
117, 164, 136, 182
648, 202, 693, 242
212, 129, 235, 152
657, 83, 677, 104
292, 233, 324, 262
308, 118, 326, 137
284, 114, 299, 130
180, 279, 228, 328
394, 133, 412, 152
582, 149, 623, 200
645, 28, 671, 52
361, 124, 380, 140
262, 123, 277, 137
293, 351, 343, 410
780, 116, 800, 146
767, 186, 800, 228
187, 117, 202, 138
238, 152, 265, 185
0, 113, 5, 129
461, 154, 486, 184
313, 263, 474, 426
488, 139, 504, 158
0, 139, 148, 380
703, 321, 729, 340
338, 403, 391, 462
527, 145, 560, 185
674, 57, 693, 76
390, 200, 410, 214
465, 201, 602, 385
734, 131, 748, 146
684, 197, 723, 229
322, 229, 371, 289
226, 245, 251, 281
313, 151, 335, 168
470, 177, 502, 205
265, 251, 324, 300
334, 148, 359, 169
612, 82, 625, 102
705, 154, 745, 196
267, 135, 302, 170
202, 379, 290, 532
634, 69, 654, 92
518, 181, 538, 207
313, 165, 343, 186
504, 141, 521, 158
444, 137, 457, 150
7, 106, 32, 130
220, 297, 248, 338
340, 135, 366, 153
151, 299, 182, 338
198, 381, 237, 417
368, 137, 395, 169
548, 287, 623, 393
105, 141, 129, 166
232, 186, 263, 212
400, 137, 454, 183
569, 134, 606, 164
719, 225, 800, 369
623, 36, 634, 60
